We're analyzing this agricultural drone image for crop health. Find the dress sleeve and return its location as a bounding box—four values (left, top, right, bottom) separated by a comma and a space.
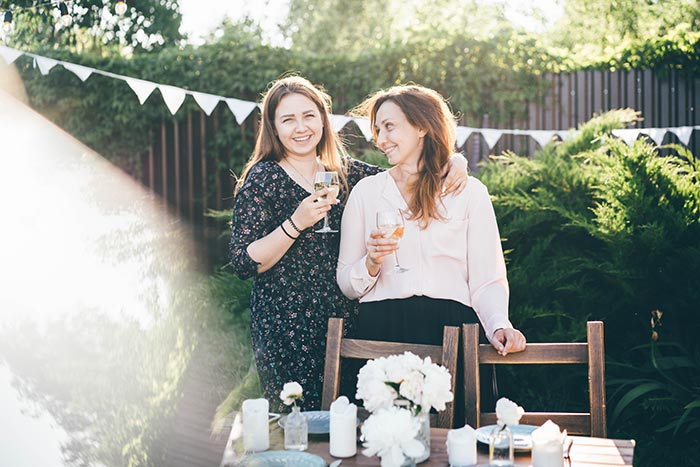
229, 168, 271, 279
345, 157, 384, 191
467, 183, 512, 342
337, 181, 379, 299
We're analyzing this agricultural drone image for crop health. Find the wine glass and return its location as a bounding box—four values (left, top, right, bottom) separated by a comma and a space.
314, 171, 340, 233
376, 209, 408, 273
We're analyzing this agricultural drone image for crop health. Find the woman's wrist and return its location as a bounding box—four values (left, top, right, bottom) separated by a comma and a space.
365, 257, 381, 277
280, 221, 299, 240
288, 215, 304, 234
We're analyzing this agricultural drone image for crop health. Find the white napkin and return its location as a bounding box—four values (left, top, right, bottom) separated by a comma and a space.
446, 425, 477, 466
329, 396, 357, 458
531, 420, 565, 467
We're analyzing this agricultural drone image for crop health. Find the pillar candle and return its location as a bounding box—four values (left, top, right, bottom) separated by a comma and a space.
242, 398, 269, 453
329, 396, 357, 458
446, 425, 477, 466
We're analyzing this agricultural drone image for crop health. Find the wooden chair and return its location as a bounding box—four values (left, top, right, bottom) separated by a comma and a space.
463, 321, 606, 437
321, 317, 460, 429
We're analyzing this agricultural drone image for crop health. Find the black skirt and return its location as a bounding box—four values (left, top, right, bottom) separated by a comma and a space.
345, 296, 498, 425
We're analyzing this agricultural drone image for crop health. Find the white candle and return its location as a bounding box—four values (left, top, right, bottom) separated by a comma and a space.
242, 398, 269, 453
446, 425, 477, 466
531, 420, 564, 467
329, 396, 357, 458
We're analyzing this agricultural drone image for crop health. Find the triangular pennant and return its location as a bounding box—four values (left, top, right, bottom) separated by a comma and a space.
455, 126, 474, 148
669, 126, 694, 146
62, 62, 93, 82
642, 128, 667, 146
479, 129, 503, 149
191, 91, 221, 116
125, 77, 157, 105
611, 129, 640, 146
0, 45, 23, 64
158, 85, 187, 115
529, 130, 557, 148
352, 117, 373, 141
329, 114, 352, 132
35, 56, 58, 75
225, 98, 258, 124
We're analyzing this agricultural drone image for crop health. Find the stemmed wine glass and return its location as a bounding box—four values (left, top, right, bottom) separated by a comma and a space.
314, 171, 340, 233
376, 209, 408, 273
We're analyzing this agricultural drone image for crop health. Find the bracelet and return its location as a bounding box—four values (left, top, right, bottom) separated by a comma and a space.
280, 222, 298, 240
288, 216, 303, 234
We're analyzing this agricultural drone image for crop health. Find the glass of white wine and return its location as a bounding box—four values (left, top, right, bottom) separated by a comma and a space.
314, 171, 340, 233
376, 209, 408, 273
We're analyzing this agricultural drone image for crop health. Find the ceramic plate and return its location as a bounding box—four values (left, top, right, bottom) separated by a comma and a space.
475, 424, 538, 452
240, 451, 325, 467
278, 410, 359, 435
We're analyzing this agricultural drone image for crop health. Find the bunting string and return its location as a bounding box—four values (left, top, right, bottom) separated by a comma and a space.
2, 45, 698, 150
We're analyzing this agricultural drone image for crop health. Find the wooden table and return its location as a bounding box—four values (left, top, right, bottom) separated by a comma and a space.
222, 422, 635, 467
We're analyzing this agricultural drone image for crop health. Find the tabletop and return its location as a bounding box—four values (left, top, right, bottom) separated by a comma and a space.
221, 419, 635, 467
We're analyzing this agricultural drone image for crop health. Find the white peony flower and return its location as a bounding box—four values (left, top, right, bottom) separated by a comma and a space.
495, 397, 525, 427
279, 381, 303, 406
398, 370, 424, 405
420, 361, 454, 412
361, 406, 426, 467
356, 358, 397, 412
384, 352, 424, 383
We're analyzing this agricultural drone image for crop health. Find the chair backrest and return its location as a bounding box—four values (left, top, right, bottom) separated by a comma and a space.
462, 321, 606, 437
322, 317, 460, 428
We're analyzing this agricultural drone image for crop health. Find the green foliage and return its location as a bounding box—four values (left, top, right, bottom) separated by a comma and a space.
2, 0, 182, 53
480, 109, 700, 458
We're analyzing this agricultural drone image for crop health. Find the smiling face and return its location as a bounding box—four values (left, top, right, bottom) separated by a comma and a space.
374, 100, 425, 168
274, 93, 324, 160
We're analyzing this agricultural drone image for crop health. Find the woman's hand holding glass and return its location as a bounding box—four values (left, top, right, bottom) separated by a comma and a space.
365, 228, 399, 277
291, 189, 337, 232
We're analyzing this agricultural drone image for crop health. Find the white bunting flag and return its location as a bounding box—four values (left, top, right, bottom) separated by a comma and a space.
0, 45, 23, 64
530, 130, 557, 148
669, 126, 694, 146
225, 98, 258, 124
329, 114, 352, 132
612, 129, 641, 146
35, 56, 58, 75
352, 117, 373, 141
62, 62, 93, 82
642, 128, 667, 146
159, 85, 187, 115
192, 91, 221, 116
480, 129, 503, 149
125, 77, 157, 105
455, 126, 474, 147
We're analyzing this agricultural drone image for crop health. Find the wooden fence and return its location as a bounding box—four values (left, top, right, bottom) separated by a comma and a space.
139, 69, 700, 269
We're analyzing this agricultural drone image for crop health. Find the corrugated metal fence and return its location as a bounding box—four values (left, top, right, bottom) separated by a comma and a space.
139, 69, 700, 268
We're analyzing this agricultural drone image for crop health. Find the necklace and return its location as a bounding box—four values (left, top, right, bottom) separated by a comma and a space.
284, 158, 320, 190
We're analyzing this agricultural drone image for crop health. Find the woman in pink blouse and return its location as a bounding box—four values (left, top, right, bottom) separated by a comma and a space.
337, 84, 526, 356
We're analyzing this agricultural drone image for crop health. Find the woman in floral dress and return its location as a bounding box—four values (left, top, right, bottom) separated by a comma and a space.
230, 76, 467, 412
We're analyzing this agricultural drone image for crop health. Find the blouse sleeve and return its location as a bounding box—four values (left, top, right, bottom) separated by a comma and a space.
467, 183, 513, 341
229, 166, 272, 280
336, 181, 379, 299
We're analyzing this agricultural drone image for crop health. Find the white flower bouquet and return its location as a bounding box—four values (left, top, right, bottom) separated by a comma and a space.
356, 351, 454, 467
356, 351, 453, 416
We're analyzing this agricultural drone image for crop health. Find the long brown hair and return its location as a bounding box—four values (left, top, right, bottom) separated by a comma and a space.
355, 85, 456, 228
234, 75, 348, 195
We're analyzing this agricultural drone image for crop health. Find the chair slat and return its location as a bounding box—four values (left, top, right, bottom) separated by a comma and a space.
323, 318, 459, 428
463, 322, 607, 437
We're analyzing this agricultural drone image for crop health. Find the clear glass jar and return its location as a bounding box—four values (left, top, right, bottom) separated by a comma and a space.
489, 424, 514, 466
284, 405, 308, 451
414, 410, 431, 464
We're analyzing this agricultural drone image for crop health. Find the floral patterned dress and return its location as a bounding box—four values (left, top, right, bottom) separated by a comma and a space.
230, 158, 382, 412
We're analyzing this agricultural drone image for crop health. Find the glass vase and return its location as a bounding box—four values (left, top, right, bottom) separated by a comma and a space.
284, 405, 308, 451
413, 410, 431, 464
489, 424, 514, 466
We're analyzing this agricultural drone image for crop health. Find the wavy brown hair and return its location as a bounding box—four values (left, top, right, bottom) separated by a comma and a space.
355, 85, 456, 228
234, 75, 348, 195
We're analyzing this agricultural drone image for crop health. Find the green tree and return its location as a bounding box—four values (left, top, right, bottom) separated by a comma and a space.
1, 0, 182, 53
